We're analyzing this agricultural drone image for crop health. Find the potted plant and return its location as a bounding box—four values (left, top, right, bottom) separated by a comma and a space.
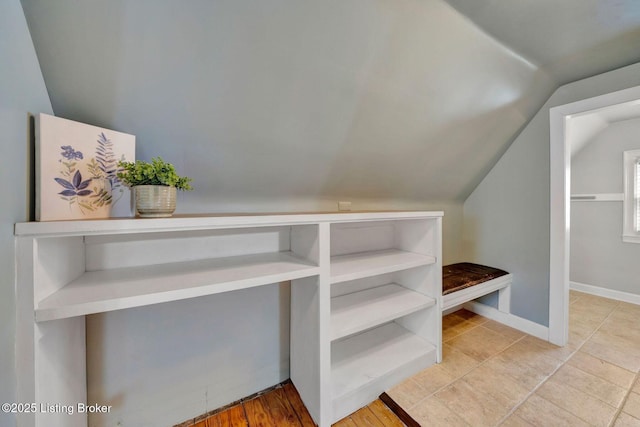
117, 157, 193, 217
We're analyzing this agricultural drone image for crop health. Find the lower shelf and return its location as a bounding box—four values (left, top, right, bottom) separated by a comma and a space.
331, 322, 437, 423
330, 284, 435, 341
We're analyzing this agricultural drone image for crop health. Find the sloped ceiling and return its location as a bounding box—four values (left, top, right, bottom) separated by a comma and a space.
569, 99, 640, 158
19, 0, 640, 205
443, 0, 640, 86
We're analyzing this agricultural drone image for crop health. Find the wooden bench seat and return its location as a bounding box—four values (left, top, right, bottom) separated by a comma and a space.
442, 262, 512, 312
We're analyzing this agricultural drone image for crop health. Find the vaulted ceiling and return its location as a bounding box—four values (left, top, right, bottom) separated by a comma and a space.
443, 0, 640, 86
20, 0, 640, 204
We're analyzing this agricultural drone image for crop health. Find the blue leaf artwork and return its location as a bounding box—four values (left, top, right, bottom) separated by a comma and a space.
60, 145, 84, 160
55, 143, 104, 214
95, 132, 124, 198
55, 170, 92, 197
38, 113, 135, 221
55, 155, 94, 215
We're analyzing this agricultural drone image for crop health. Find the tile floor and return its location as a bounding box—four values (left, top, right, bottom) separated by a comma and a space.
387, 291, 640, 426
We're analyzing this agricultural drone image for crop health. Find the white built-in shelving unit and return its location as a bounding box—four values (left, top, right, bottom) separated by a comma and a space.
15, 211, 442, 427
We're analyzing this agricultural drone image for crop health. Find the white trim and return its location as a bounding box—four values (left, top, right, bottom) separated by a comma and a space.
549, 85, 640, 347
570, 281, 640, 305
549, 108, 570, 346
623, 149, 640, 243
623, 235, 640, 244
462, 301, 549, 341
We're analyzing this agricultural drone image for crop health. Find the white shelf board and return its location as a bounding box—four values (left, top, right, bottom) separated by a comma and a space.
330, 284, 435, 341
36, 252, 319, 322
330, 249, 435, 284
15, 211, 443, 237
331, 322, 436, 422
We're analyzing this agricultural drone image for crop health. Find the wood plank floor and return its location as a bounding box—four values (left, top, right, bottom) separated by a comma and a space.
333, 400, 406, 427
178, 380, 406, 427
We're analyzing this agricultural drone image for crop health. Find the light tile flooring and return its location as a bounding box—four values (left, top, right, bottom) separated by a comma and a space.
387, 291, 640, 426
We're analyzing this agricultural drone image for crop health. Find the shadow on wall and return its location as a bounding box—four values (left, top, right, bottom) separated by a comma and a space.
460, 215, 499, 308
462, 215, 477, 262
27, 114, 36, 221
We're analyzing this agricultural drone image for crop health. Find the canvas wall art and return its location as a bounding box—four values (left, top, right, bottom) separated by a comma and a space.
36, 113, 136, 221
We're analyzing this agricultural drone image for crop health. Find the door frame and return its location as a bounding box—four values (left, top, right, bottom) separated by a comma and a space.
548, 85, 640, 345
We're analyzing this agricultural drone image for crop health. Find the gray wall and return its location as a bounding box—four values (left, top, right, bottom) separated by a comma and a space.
571, 118, 640, 294
20, 0, 553, 204
86, 283, 292, 426
0, 1, 53, 426
463, 62, 640, 326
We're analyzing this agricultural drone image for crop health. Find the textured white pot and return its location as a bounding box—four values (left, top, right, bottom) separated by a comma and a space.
134, 185, 177, 218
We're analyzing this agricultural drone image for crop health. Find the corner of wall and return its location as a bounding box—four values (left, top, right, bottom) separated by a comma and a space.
0, 1, 53, 426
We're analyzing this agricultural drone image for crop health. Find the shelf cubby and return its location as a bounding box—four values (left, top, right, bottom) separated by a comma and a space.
330, 249, 436, 284
330, 283, 435, 341
331, 322, 437, 422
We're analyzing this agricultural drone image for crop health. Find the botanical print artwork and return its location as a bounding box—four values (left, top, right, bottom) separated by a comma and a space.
54, 136, 124, 213
36, 114, 135, 221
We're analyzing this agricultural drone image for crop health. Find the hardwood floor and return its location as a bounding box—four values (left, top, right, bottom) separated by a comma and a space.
177, 380, 406, 427
333, 400, 406, 427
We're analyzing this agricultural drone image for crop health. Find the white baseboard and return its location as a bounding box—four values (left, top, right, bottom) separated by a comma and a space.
570, 281, 640, 305
462, 301, 549, 341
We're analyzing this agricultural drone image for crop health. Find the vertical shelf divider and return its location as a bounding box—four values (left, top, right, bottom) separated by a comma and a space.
17, 237, 87, 427
290, 223, 331, 426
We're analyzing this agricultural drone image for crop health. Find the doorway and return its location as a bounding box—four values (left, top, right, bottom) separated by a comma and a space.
548, 85, 640, 345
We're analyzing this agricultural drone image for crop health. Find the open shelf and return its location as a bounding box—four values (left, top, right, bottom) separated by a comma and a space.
331, 322, 436, 422
330, 249, 435, 284
17, 211, 443, 427
330, 284, 435, 341
36, 251, 319, 322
